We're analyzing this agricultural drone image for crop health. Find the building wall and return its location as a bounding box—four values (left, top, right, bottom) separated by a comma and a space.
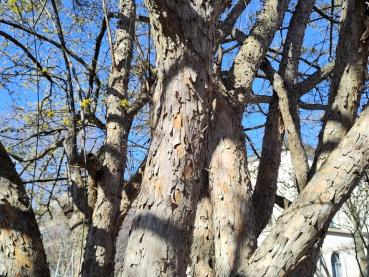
317, 230, 360, 277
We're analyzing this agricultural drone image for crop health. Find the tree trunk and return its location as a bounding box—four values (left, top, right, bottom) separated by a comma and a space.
121, 1, 223, 276
189, 186, 215, 277
67, 167, 91, 277
294, 0, 368, 274
0, 142, 50, 277
253, 95, 284, 236
81, 0, 135, 276
208, 95, 256, 276
224, 0, 290, 243
311, 0, 368, 175
253, 0, 315, 234
242, 105, 369, 276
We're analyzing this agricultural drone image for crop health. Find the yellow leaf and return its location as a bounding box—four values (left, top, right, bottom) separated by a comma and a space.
46, 110, 54, 117
63, 118, 71, 126
81, 98, 91, 109
119, 99, 129, 109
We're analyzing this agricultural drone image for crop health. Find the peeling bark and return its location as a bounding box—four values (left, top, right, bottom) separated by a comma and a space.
121, 1, 224, 276
189, 184, 215, 277
0, 142, 50, 277
227, 0, 290, 98
208, 95, 256, 276
297, 1, 369, 274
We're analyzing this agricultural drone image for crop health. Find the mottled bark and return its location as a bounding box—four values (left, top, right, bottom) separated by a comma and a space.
189, 187, 215, 277
311, 0, 368, 176
253, 0, 316, 236
81, 0, 135, 276
121, 1, 223, 276
208, 95, 256, 276
227, 0, 290, 98
296, 1, 368, 275
243, 105, 369, 276
262, 60, 309, 192
189, 2, 253, 273
0, 142, 50, 277
67, 165, 91, 277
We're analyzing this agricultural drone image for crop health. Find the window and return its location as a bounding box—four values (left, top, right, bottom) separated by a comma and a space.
331, 252, 343, 277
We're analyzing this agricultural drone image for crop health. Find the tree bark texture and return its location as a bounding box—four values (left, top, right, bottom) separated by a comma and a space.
121, 1, 224, 276
294, 1, 369, 275
243, 105, 369, 276
0, 142, 50, 277
253, 0, 315, 235
208, 95, 256, 276
189, 188, 215, 277
311, 0, 368, 175
81, 0, 135, 276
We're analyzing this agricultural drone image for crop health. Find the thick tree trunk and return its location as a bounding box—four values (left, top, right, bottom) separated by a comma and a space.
121, 1, 223, 276
225, 0, 290, 240
189, 188, 215, 277
0, 142, 50, 277
208, 95, 256, 276
242, 105, 369, 276
68, 168, 91, 277
81, 1, 135, 276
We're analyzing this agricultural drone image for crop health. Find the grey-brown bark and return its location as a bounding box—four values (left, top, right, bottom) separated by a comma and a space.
121, 1, 224, 276
0, 142, 50, 277
188, 2, 254, 273
252, 94, 284, 237
203, 1, 290, 274
311, 0, 368, 176
253, 0, 315, 235
207, 95, 256, 276
262, 60, 309, 193
189, 187, 215, 277
242, 104, 369, 276
81, 0, 135, 276
222, 0, 291, 241
227, 0, 290, 99
297, 1, 368, 274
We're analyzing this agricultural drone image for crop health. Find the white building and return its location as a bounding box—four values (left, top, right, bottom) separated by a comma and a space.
249, 151, 368, 277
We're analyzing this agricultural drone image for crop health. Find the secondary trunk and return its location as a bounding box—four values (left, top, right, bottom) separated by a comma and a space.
81, 0, 135, 276
253, 0, 315, 235
252, 95, 284, 236
0, 142, 50, 277
121, 1, 223, 275
208, 95, 256, 276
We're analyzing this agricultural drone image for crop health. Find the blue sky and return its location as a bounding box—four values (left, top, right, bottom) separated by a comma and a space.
0, 0, 347, 178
